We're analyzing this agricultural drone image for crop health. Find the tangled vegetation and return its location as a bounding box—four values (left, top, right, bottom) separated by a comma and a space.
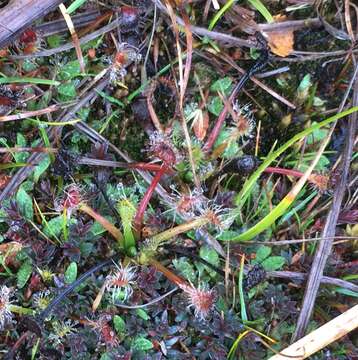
0, 0, 357, 359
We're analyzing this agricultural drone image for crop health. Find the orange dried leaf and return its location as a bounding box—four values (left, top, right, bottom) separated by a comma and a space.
267, 29, 294, 57
0, 174, 11, 190
193, 110, 209, 141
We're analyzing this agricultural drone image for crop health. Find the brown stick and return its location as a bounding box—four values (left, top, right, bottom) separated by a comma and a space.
292, 64, 358, 341
268, 304, 358, 360
0, 0, 63, 48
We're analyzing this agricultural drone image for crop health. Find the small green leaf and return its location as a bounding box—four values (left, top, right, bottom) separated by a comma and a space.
47, 34, 63, 48
306, 122, 329, 145
210, 77, 232, 93
79, 242, 94, 257
16, 188, 33, 221
22, 59, 38, 72
208, 96, 223, 116
57, 82, 77, 99
200, 246, 219, 266
217, 230, 241, 241
261, 256, 286, 271
173, 257, 196, 283
15, 133, 28, 163
43, 215, 64, 238
296, 74, 312, 104
64, 262, 78, 284
214, 129, 239, 159
136, 309, 150, 321
252, 246, 271, 264
58, 60, 82, 80
33, 155, 51, 182
17, 261, 32, 288
131, 336, 153, 351
99, 353, 112, 360
113, 315, 126, 334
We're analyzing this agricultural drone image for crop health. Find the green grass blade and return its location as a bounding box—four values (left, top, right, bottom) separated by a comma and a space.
0, 163, 29, 169
208, 0, 236, 31
228, 330, 251, 360
67, 0, 88, 14
236, 106, 358, 207
231, 106, 358, 242
0, 77, 60, 86
238, 256, 248, 322
247, 0, 274, 23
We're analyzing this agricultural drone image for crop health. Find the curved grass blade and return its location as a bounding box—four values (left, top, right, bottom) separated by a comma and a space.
232, 107, 358, 241
0, 77, 60, 86
247, 0, 274, 23
208, 0, 236, 31
236, 106, 358, 207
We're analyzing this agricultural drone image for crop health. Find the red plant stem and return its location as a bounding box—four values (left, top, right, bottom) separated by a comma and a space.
203, 95, 235, 154
203, 77, 245, 154
264, 167, 304, 178
133, 164, 168, 237
149, 258, 187, 288
127, 162, 170, 172
78, 157, 173, 173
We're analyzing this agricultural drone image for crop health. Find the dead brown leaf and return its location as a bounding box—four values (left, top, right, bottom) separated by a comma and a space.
266, 15, 294, 57
267, 30, 294, 57
193, 110, 209, 141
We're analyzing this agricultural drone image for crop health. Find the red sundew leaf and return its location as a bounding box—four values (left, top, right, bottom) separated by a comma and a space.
19, 28, 37, 44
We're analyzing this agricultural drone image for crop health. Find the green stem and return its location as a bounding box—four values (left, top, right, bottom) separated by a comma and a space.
8, 304, 35, 316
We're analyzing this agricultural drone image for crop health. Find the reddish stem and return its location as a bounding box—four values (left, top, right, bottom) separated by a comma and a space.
133, 165, 168, 237
149, 258, 187, 288
127, 162, 173, 173
264, 167, 304, 178
203, 101, 232, 154
203, 80, 242, 154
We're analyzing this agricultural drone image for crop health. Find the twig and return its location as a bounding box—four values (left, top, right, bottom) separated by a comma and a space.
292, 63, 358, 341
0, 78, 109, 202
9, 17, 122, 60
0, 0, 63, 48
59, 3, 85, 73
268, 271, 358, 293
268, 304, 358, 360
246, 236, 358, 246
114, 287, 178, 309
257, 18, 321, 32
34, 10, 101, 37
0, 104, 61, 122
38, 259, 114, 322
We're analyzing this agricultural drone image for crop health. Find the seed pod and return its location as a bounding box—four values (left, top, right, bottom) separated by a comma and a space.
243, 264, 266, 290
222, 155, 259, 176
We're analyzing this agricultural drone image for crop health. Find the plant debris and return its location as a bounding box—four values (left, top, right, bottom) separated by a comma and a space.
0, 0, 357, 359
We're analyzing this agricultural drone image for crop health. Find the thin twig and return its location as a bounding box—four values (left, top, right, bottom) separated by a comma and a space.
0, 78, 110, 202
269, 304, 358, 360
114, 287, 178, 309
0, 104, 62, 122
9, 17, 122, 60
292, 63, 358, 341
269, 271, 358, 293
